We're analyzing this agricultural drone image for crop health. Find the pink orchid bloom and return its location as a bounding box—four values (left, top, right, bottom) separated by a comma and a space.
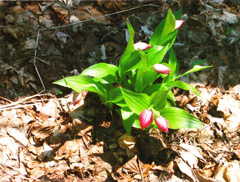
73, 92, 81, 106
134, 42, 152, 51
155, 116, 171, 133
139, 109, 153, 130
153, 64, 171, 74
175, 20, 184, 30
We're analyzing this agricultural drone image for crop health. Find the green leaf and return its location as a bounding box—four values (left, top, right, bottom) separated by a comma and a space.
81, 63, 118, 84
175, 65, 212, 80
173, 80, 200, 97
144, 83, 162, 96
105, 87, 127, 107
138, 49, 148, 71
157, 107, 203, 129
158, 30, 178, 48
107, 87, 123, 103
121, 51, 141, 73
174, 9, 182, 20
226, 27, 233, 35
54, 76, 107, 98
123, 22, 135, 57
141, 68, 159, 89
121, 107, 138, 134
192, 58, 207, 67
121, 87, 150, 115
167, 91, 176, 106
53, 78, 70, 88
149, 9, 175, 46
123, 45, 164, 73
150, 88, 171, 110
55, 91, 63, 95
135, 50, 148, 92
169, 48, 179, 79
148, 44, 169, 66
119, 22, 135, 77
132, 119, 141, 129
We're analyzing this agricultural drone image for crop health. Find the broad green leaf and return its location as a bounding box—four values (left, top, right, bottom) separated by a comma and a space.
121, 87, 150, 115
144, 83, 162, 96
174, 9, 182, 20
148, 44, 169, 66
149, 9, 175, 46
167, 91, 176, 106
53, 76, 107, 98
138, 49, 148, 72
158, 30, 178, 48
142, 68, 159, 89
121, 107, 138, 134
135, 70, 144, 92
122, 51, 141, 73
114, 99, 127, 107
132, 119, 141, 129
175, 65, 212, 80
123, 45, 163, 73
105, 87, 127, 107
122, 22, 135, 57
150, 88, 171, 110
53, 78, 70, 88
173, 81, 200, 97
135, 50, 149, 92
107, 87, 123, 103
169, 48, 179, 79
119, 22, 135, 77
157, 107, 203, 129
81, 63, 118, 84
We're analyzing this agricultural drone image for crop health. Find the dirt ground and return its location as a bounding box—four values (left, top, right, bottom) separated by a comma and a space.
0, 1, 240, 181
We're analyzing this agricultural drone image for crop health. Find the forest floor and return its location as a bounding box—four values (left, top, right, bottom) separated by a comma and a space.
0, 1, 240, 181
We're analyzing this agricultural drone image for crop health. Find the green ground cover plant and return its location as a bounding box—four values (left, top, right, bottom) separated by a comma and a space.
54, 9, 211, 134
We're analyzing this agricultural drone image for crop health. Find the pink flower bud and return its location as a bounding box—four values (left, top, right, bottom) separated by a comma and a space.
155, 116, 171, 133
134, 42, 152, 51
73, 91, 82, 106
139, 109, 153, 130
175, 20, 184, 30
153, 64, 171, 74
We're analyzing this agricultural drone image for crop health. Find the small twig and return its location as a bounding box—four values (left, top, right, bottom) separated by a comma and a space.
0, 103, 37, 111
0, 96, 13, 103
38, 3, 159, 31
0, 25, 13, 28
36, 57, 51, 65
0, 98, 65, 110
0, 92, 51, 110
33, 29, 45, 91
235, 43, 239, 67
187, 122, 216, 144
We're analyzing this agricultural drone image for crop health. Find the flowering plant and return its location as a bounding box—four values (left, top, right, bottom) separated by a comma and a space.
54, 9, 211, 134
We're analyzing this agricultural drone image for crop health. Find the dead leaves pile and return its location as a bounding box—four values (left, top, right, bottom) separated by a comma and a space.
0, 92, 110, 181
0, 82, 239, 181
0, 0, 240, 181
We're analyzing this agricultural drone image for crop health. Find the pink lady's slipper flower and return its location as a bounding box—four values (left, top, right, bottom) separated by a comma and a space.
175, 20, 184, 30
139, 109, 153, 130
153, 64, 171, 74
134, 42, 152, 51
155, 116, 171, 133
73, 91, 82, 106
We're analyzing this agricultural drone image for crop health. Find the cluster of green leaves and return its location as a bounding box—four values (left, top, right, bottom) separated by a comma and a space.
54, 9, 211, 134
